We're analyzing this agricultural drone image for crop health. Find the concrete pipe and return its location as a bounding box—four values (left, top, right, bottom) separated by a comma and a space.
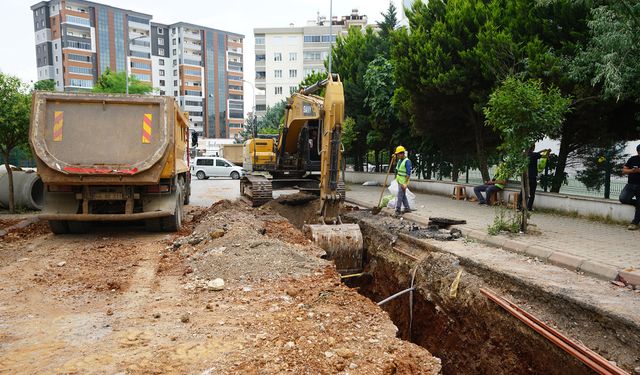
0, 170, 44, 210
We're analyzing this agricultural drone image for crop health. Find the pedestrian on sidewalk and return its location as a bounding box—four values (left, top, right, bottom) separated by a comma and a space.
518, 147, 551, 211
620, 144, 640, 230
394, 145, 412, 215
474, 165, 508, 205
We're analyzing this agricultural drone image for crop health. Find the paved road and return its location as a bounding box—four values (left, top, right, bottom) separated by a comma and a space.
346, 184, 639, 271
188, 177, 240, 207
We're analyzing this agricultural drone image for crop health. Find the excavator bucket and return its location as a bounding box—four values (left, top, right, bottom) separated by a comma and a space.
304, 224, 363, 274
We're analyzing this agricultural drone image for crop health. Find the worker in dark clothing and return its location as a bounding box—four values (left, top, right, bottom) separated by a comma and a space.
620, 144, 640, 230
519, 147, 551, 211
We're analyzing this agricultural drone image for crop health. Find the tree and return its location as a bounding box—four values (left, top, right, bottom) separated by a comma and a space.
298, 71, 328, 96
0, 73, 31, 213
93, 68, 152, 94
484, 76, 571, 232
576, 141, 628, 199
34, 79, 55, 92
332, 27, 381, 171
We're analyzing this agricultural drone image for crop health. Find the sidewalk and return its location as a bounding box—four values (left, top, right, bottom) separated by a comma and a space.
346, 184, 639, 285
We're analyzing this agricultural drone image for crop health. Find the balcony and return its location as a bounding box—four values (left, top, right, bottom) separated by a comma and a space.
183, 40, 202, 51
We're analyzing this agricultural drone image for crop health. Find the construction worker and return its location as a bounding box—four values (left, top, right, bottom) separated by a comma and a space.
394, 146, 412, 215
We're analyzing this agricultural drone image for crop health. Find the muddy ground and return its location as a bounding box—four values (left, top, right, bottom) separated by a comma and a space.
0, 200, 441, 374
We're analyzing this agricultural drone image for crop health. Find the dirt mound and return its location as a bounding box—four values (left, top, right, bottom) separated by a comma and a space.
265, 194, 321, 228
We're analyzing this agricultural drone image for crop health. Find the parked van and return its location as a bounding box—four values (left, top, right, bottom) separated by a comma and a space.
191, 157, 244, 180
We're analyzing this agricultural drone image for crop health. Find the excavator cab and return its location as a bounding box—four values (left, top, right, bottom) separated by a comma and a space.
240, 74, 363, 273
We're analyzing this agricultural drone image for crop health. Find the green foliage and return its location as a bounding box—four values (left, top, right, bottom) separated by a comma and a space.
298, 71, 328, 96
242, 101, 285, 140
0, 73, 31, 157
93, 68, 152, 94
487, 206, 522, 235
341, 117, 357, 157
576, 141, 627, 194
33, 79, 55, 91
0, 73, 31, 212
570, 2, 640, 102
484, 76, 571, 177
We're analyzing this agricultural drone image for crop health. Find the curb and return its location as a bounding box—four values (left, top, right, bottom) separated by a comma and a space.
345, 197, 629, 286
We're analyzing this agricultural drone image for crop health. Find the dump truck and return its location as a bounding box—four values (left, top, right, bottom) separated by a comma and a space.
30, 92, 190, 234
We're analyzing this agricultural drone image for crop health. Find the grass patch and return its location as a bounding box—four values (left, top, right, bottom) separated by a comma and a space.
487, 206, 522, 235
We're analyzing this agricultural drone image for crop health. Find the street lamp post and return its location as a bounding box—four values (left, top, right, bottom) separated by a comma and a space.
242, 79, 257, 136
126, 34, 148, 95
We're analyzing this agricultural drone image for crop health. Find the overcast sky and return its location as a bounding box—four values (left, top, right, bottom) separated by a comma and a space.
2, 0, 397, 109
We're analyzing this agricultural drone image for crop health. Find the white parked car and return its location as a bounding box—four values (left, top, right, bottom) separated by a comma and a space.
191, 157, 244, 180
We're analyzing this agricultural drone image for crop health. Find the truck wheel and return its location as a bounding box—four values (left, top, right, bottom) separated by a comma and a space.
196, 171, 205, 180
230, 171, 240, 180
49, 220, 69, 234
68, 221, 90, 234
162, 183, 183, 232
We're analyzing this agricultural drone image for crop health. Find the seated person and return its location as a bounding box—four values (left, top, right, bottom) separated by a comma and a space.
474, 168, 508, 205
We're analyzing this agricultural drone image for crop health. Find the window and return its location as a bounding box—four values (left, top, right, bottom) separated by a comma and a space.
67, 53, 91, 62
274, 52, 282, 61
160, 90, 165, 95
68, 66, 92, 75
159, 59, 164, 66
133, 73, 151, 81
56, 68, 59, 74
55, 56, 58, 62
69, 79, 93, 88
256, 54, 265, 62
130, 51, 150, 58
197, 158, 214, 166
174, 90, 178, 96
289, 69, 297, 78
184, 68, 200, 76
158, 48, 165, 56
304, 51, 321, 61
173, 59, 177, 66
173, 69, 177, 76
188, 111, 203, 117
216, 159, 231, 167
158, 28, 164, 35
289, 86, 297, 94
185, 90, 201, 96
130, 61, 151, 70
159, 69, 165, 76
160, 79, 165, 86
128, 15, 149, 24
256, 71, 266, 79
255, 35, 265, 45
158, 38, 164, 46
289, 52, 297, 61
66, 15, 90, 27
256, 104, 267, 111
274, 69, 282, 78
185, 100, 202, 106
172, 49, 177, 55
229, 85, 242, 91
275, 86, 282, 95
174, 80, 178, 86
66, 40, 91, 50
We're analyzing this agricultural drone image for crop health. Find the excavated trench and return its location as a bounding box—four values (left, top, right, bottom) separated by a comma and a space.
267, 196, 640, 374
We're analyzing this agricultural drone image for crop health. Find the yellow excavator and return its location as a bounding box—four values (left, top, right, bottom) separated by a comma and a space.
241, 74, 362, 273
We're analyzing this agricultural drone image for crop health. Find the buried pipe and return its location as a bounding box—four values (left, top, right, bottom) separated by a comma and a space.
377, 287, 416, 306
0, 170, 44, 210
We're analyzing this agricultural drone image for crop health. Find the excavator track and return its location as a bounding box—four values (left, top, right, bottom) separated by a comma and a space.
240, 175, 273, 207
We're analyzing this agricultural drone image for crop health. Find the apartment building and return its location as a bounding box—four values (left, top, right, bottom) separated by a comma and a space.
31, 0, 244, 138
253, 9, 367, 117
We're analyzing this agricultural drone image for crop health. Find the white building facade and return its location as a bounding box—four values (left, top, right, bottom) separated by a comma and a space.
253, 10, 367, 117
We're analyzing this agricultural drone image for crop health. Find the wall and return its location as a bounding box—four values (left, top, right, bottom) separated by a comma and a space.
345, 172, 635, 222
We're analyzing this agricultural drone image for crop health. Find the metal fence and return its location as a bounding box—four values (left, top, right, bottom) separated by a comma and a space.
429, 169, 626, 200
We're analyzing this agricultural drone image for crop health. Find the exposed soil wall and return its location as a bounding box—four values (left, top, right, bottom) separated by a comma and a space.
349, 214, 638, 374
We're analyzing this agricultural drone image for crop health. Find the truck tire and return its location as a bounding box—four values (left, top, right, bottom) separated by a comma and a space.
49, 220, 69, 234
196, 171, 205, 180
162, 182, 183, 232
230, 171, 240, 180
68, 221, 90, 234
184, 178, 191, 205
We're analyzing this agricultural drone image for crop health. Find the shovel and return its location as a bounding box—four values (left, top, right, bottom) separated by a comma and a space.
371, 155, 396, 215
